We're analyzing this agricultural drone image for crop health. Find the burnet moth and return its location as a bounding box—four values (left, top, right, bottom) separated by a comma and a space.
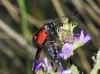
32, 11, 77, 70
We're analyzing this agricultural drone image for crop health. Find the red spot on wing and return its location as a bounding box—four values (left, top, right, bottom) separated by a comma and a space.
32, 25, 48, 48
37, 27, 48, 45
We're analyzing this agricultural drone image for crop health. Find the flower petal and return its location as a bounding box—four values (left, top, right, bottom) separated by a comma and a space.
84, 34, 91, 44
65, 36, 69, 42
44, 57, 48, 68
73, 29, 91, 50
32, 61, 36, 71
59, 43, 73, 60
57, 68, 72, 74
59, 62, 63, 74
62, 68, 72, 74
35, 59, 45, 72
79, 29, 85, 43
48, 62, 53, 70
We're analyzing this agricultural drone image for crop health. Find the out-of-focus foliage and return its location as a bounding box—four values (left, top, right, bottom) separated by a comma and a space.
0, 0, 99, 74
90, 48, 100, 74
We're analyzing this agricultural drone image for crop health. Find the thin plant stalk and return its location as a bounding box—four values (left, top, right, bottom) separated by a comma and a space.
17, 0, 32, 74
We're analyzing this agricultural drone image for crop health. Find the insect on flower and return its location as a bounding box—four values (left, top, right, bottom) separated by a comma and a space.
32, 11, 77, 70
32, 21, 60, 67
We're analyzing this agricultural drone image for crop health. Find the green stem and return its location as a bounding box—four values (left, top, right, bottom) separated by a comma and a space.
17, 0, 32, 74
17, 0, 28, 40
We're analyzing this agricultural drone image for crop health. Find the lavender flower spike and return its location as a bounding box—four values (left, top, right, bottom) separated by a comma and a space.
32, 57, 53, 73
42, 57, 53, 72
59, 43, 73, 60
57, 62, 72, 74
73, 29, 91, 50
32, 58, 45, 72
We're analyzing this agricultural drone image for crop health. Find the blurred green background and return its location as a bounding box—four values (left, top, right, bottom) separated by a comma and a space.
0, 0, 100, 74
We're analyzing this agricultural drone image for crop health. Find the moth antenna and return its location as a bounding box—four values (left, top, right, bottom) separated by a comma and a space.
52, 11, 77, 23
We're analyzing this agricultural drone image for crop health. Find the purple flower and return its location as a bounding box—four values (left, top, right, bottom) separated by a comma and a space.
59, 43, 73, 60
42, 57, 53, 72
57, 62, 72, 74
59, 29, 91, 60
64, 33, 73, 43
32, 57, 53, 73
73, 29, 91, 49
57, 69, 72, 74
32, 57, 72, 74
32, 59, 45, 72
61, 68, 72, 74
